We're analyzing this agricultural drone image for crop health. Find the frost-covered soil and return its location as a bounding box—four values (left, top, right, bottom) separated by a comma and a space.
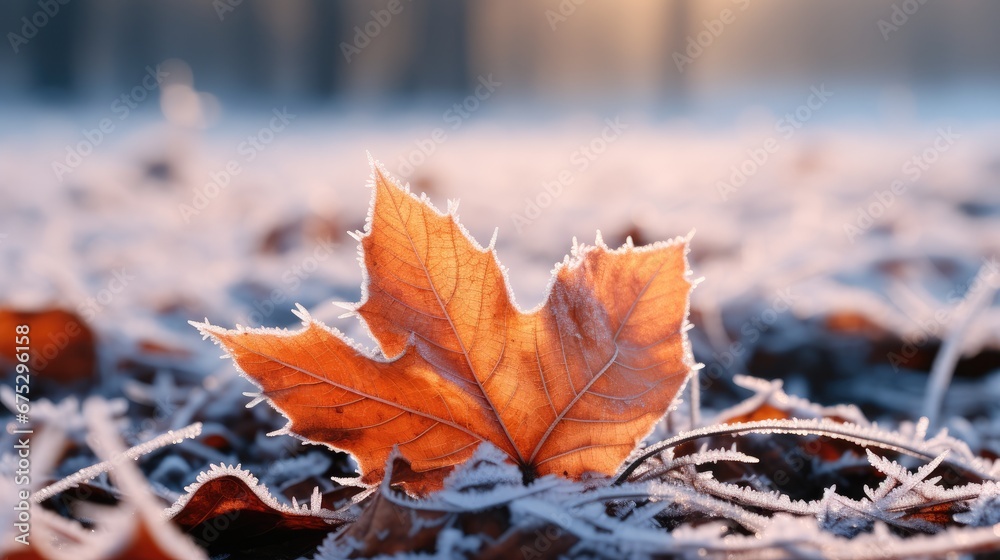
1, 106, 1000, 558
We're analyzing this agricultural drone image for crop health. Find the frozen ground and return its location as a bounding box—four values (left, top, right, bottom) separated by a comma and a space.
1, 101, 1000, 557
3, 103, 999, 387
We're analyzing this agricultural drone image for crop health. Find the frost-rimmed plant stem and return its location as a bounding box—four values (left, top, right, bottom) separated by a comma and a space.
32, 421, 203, 503
688, 373, 701, 427
922, 262, 999, 429
614, 418, 995, 485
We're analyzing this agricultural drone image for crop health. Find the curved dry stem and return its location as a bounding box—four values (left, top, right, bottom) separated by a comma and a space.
614, 418, 992, 485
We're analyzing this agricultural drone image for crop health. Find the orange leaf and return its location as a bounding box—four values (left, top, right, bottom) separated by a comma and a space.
194, 160, 695, 492
0, 308, 96, 384
166, 465, 345, 556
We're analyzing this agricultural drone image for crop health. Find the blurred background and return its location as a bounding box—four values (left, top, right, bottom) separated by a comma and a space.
4, 0, 1000, 104
2, 0, 1000, 432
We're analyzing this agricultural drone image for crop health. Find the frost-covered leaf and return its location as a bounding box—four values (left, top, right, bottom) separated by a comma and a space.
318, 448, 571, 559
816, 488, 875, 537
166, 464, 349, 558
811, 450, 992, 535
194, 160, 695, 493
440, 442, 524, 493
954, 489, 1000, 526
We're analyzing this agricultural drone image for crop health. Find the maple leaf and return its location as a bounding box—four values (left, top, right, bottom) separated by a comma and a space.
194, 159, 695, 493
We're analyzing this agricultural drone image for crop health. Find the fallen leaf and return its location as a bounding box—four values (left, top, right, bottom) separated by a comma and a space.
195, 160, 694, 492
331, 490, 448, 557
258, 213, 342, 255
166, 464, 347, 558
0, 308, 96, 385
327, 444, 578, 558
